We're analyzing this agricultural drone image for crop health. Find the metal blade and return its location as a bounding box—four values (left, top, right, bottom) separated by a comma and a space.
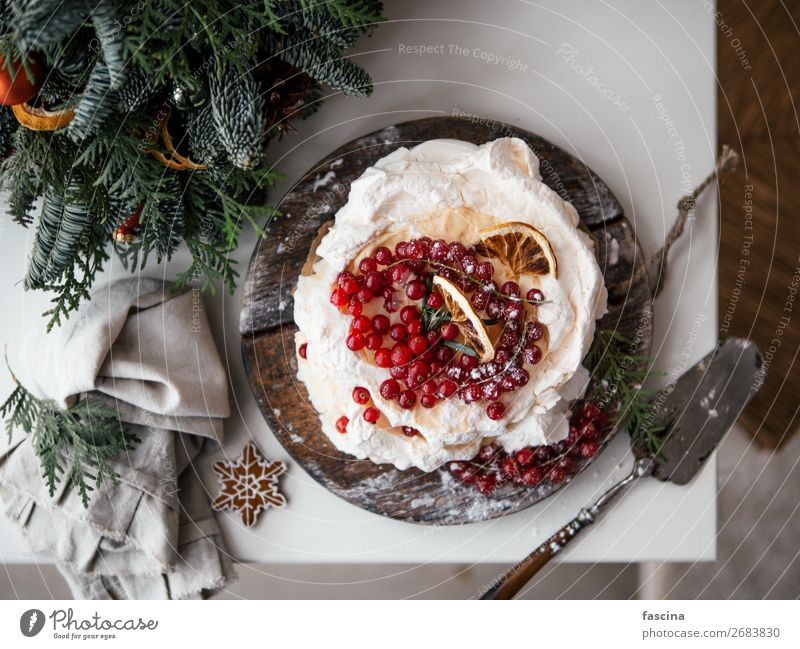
649, 337, 762, 484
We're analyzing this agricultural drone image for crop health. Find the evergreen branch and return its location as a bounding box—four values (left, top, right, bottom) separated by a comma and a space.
1, 375, 138, 508
584, 328, 667, 455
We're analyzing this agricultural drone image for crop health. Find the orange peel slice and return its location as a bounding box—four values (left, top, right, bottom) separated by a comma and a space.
478, 221, 558, 280
12, 102, 75, 131
432, 275, 495, 363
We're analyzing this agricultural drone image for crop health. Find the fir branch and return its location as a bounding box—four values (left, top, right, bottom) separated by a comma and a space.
584, 328, 667, 454
0, 378, 138, 508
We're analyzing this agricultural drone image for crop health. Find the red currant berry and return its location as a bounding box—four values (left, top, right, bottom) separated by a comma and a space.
352, 386, 370, 404
421, 379, 438, 396
459, 354, 478, 370
391, 344, 413, 367
363, 407, 380, 424
374, 246, 393, 265
448, 460, 469, 475
371, 314, 390, 334
298, 343, 308, 359
421, 394, 437, 408
340, 276, 359, 295
402, 426, 420, 437
514, 447, 535, 467
400, 306, 419, 324
408, 334, 428, 355
391, 263, 410, 283
406, 240, 424, 259
407, 319, 423, 335
347, 299, 363, 316
475, 472, 497, 495
365, 271, 384, 292
330, 288, 348, 307
523, 344, 542, 365
486, 401, 506, 420
440, 322, 459, 341
548, 467, 566, 484
501, 457, 521, 478
475, 261, 494, 281
374, 348, 392, 368
346, 333, 365, 351
352, 315, 371, 333
389, 365, 407, 380
448, 241, 467, 261
580, 440, 600, 458
389, 323, 407, 342
356, 287, 374, 303
335, 416, 349, 434
366, 333, 383, 350
395, 241, 408, 258
434, 346, 454, 363
359, 257, 378, 274
379, 378, 401, 400
398, 390, 417, 409
526, 321, 545, 341
526, 288, 545, 302
406, 280, 426, 300
426, 292, 444, 309
436, 378, 459, 399
521, 466, 544, 486
503, 301, 524, 321
582, 402, 602, 421
482, 381, 501, 401
501, 281, 520, 297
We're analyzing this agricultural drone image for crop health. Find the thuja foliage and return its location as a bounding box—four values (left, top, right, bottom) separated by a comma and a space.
0, 0, 384, 329
1, 381, 139, 507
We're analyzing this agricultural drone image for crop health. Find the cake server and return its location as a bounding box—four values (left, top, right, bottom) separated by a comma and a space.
480, 337, 762, 600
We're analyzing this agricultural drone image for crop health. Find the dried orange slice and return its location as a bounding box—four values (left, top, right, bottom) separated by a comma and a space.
432, 275, 495, 363
478, 221, 558, 280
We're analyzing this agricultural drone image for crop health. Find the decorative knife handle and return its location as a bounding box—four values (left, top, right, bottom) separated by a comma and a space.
479, 508, 596, 600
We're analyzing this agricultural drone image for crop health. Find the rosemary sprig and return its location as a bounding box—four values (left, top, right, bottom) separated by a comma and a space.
584, 329, 667, 455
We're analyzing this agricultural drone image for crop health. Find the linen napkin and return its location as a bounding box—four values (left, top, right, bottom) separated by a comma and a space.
0, 277, 236, 599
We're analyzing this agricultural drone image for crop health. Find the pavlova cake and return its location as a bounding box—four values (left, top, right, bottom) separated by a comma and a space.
293, 137, 607, 484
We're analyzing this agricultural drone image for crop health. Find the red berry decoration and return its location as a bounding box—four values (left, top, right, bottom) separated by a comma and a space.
335, 416, 349, 434
400, 305, 418, 324
486, 401, 506, 420
352, 386, 370, 404
421, 394, 437, 408
363, 407, 381, 424
352, 315, 371, 333
389, 323, 407, 342
365, 333, 383, 350
359, 257, 377, 274
298, 343, 308, 359
439, 322, 459, 341
390, 344, 412, 367
398, 390, 417, 409
408, 334, 428, 355
426, 292, 444, 309
402, 426, 420, 437
475, 472, 497, 495
374, 348, 392, 368
379, 378, 401, 400
371, 314, 390, 333
374, 246, 393, 265
346, 333, 365, 351
526, 288, 545, 302
521, 466, 543, 486
0, 53, 43, 106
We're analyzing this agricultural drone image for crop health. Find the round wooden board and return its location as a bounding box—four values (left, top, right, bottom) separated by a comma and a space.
240, 116, 653, 525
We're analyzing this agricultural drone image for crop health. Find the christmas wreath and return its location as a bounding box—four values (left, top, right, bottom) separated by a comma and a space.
0, 0, 384, 329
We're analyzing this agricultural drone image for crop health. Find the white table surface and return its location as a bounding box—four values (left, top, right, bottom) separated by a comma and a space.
1, 0, 719, 565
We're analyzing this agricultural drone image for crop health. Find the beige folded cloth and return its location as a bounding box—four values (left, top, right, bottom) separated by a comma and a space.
0, 278, 236, 599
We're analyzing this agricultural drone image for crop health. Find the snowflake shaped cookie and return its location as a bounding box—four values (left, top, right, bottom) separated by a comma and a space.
211, 442, 287, 527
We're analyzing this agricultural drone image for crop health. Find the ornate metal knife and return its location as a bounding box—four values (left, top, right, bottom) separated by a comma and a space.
480, 337, 762, 600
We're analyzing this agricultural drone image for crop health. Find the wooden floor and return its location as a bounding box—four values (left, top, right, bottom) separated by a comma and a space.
717, 0, 800, 447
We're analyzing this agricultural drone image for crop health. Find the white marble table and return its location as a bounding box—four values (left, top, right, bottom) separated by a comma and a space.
1, 0, 719, 566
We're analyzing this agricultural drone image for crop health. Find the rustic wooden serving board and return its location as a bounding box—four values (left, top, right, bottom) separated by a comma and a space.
240, 116, 652, 525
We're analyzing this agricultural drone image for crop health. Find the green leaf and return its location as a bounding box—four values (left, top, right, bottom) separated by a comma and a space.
444, 340, 477, 357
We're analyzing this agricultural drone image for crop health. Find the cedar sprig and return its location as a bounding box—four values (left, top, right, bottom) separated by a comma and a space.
1, 363, 139, 508
584, 328, 667, 454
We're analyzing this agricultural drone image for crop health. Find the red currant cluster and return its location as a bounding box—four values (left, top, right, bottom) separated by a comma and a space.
448, 401, 607, 495
319, 237, 548, 432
